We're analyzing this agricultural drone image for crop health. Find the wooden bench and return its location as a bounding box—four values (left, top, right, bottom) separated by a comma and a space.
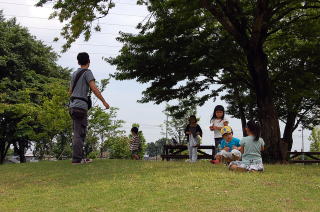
161, 144, 216, 161
288, 152, 320, 164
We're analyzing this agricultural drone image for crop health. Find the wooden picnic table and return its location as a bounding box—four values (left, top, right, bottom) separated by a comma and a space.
161, 144, 216, 161
288, 152, 320, 164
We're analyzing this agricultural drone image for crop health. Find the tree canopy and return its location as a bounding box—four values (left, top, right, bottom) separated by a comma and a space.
0, 12, 71, 163
35, 0, 320, 162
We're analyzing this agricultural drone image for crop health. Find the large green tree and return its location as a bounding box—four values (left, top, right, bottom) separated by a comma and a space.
36, 0, 320, 162
104, 123, 147, 159
108, 1, 320, 161
104, 136, 131, 159
146, 138, 167, 157
268, 18, 320, 151
223, 16, 320, 152
0, 13, 71, 163
32, 79, 72, 159
88, 106, 125, 157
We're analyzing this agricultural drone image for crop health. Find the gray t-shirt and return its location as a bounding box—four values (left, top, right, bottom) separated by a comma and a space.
69, 68, 95, 110
240, 136, 265, 164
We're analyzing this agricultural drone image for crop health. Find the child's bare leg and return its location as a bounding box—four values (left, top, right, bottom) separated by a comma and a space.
215, 155, 222, 163
232, 154, 240, 161
221, 156, 228, 164
229, 164, 238, 171
230, 164, 246, 172
134, 154, 140, 160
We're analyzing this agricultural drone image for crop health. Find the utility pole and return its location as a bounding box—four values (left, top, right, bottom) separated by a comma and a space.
165, 114, 168, 144
301, 127, 304, 160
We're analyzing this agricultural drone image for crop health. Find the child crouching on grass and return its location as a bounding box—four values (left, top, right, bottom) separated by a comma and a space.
229, 120, 265, 172
130, 127, 140, 160
214, 126, 241, 164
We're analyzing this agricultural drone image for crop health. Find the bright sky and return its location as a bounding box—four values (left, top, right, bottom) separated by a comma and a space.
1, 0, 312, 151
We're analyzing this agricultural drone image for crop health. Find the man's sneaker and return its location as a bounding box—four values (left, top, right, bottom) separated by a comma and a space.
83, 158, 93, 163
72, 158, 93, 165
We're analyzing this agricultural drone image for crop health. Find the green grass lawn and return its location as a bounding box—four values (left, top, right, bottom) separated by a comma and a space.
0, 160, 319, 212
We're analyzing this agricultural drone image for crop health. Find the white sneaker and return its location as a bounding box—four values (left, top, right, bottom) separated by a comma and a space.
72, 158, 93, 165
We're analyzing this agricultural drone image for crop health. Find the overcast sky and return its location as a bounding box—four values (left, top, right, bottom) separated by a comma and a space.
1, 0, 312, 151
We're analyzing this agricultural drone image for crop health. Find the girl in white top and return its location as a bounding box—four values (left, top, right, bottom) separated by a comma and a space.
209, 105, 229, 151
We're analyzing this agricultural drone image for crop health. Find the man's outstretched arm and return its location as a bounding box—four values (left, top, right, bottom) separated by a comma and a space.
89, 80, 110, 109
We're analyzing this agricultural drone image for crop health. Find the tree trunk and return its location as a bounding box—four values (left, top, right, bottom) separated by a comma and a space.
14, 141, 26, 163
0, 142, 10, 164
19, 141, 27, 163
239, 107, 247, 137
278, 112, 297, 163
201, 0, 283, 162
283, 112, 297, 152
0, 141, 5, 164
99, 134, 104, 158
234, 87, 247, 137
247, 47, 282, 163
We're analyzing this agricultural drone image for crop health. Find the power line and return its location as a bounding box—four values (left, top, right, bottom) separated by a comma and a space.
66, 51, 118, 56
0, 1, 138, 7
7, 25, 124, 48
46, 41, 121, 48
4, 14, 54, 20
6, 26, 123, 48
124, 124, 162, 128
123, 122, 162, 128
0, 2, 145, 17
26, 26, 121, 36
124, 126, 162, 129
0, 1, 50, 7
107, 12, 145, 18
4, 14, 138, 27
115, 2, 142, 6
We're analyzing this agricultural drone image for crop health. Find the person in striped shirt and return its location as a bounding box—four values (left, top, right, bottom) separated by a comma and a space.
130, 127, 140, 160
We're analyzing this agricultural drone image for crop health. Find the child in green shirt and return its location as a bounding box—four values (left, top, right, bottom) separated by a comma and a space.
229, 120, 265, 172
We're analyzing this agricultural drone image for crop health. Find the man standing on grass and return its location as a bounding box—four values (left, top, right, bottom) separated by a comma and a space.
69, 52, 110, 164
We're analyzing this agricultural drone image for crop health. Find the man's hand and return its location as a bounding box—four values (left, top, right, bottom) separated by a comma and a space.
185, 131, 191, 135
103, 102, 110, 109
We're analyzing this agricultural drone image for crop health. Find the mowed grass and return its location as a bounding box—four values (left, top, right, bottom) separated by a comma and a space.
0, 160, 319, 212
